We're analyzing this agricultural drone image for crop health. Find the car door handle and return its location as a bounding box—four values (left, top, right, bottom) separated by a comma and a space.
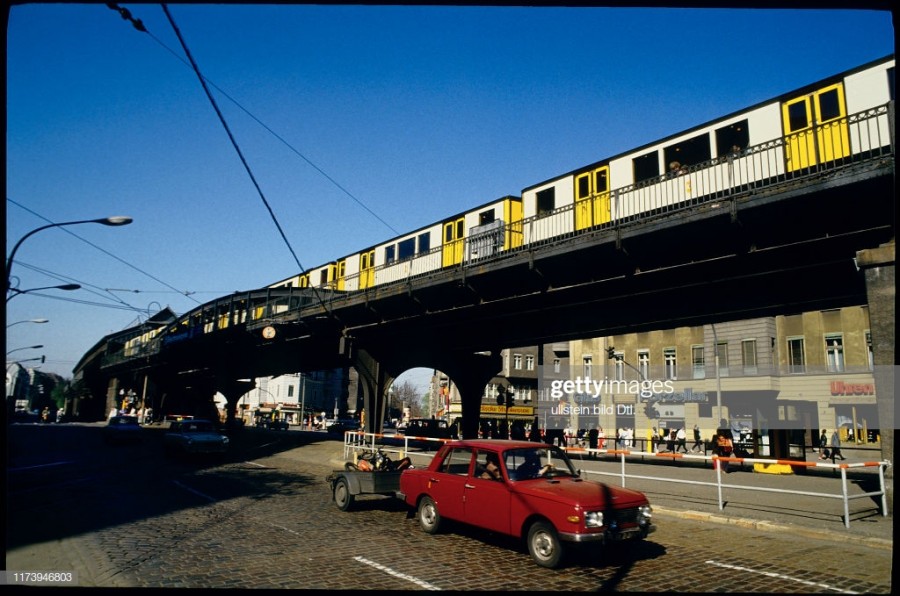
464, 483, 475, 489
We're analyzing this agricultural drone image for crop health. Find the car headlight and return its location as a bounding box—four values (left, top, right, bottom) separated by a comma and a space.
222, 436, 230, 444
639, 505, 652, 522
585, 511, 604, 528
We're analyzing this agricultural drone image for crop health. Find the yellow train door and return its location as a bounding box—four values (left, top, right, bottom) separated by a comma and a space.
442, 217, 465, 267
574, 166, 610, 231
782, 83, 848, 172
359, 250, 375, 289
335, 259, 346, 291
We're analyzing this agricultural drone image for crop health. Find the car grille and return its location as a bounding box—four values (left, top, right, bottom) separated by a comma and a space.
609, 507, 640, 526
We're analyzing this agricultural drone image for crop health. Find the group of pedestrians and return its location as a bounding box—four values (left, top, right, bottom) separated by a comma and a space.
652, 425, 704, 453
817, 428, 847, 463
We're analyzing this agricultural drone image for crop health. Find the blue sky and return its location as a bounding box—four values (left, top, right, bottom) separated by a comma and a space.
5, 3, 895, 388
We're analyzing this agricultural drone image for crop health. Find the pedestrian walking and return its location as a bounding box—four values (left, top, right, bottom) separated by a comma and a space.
818, 429, 830, 460
691, 424, 703, 452
588, 426, 598, 458
676, 427, 688, 453
830, 429, 846, 462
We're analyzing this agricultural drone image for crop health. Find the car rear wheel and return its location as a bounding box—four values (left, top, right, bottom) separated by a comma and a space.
417, 496, 442, 534
333, 478, 354, 511
527, 521, 564, 568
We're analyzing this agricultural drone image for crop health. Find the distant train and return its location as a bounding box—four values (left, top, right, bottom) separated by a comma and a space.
270, 55, 894, 296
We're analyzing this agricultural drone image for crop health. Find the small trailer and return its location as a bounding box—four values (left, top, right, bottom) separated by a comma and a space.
326, 469, 405, 511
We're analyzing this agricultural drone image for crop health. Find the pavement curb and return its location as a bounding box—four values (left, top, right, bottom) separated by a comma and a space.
652, 506, 893, 551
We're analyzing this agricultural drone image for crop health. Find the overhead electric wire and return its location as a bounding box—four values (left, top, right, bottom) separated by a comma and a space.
7, 197, 202, 307
108, 2, 400, 237
160, 3, 338, 321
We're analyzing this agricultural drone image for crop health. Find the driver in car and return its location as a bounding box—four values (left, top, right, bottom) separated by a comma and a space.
514, 450, 554, 480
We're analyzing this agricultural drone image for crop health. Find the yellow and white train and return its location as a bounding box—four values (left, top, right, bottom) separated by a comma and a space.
270, 55, 894, 295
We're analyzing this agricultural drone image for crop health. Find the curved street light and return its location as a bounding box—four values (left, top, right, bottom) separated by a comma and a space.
6, 216, 133, 292
7, 284, 81, 303
6, 318, 50, 328
6, 344, 44, 356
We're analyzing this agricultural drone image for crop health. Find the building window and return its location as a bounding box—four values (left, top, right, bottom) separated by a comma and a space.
288, 385, 295, 398
692, 345, 705, 379
742, 339, 758, 375
825, 334, 844, 372
663, 347, 676, 380
553, 358, 561, 373
513, 353, 522, 370
787, 337, 805, 374
583, 356, 593, 380
637, 350, 649, 380
614, 352, 624, 381
716, 342, 729, 377
866, 331, 874, 370
526, 355, 535, 371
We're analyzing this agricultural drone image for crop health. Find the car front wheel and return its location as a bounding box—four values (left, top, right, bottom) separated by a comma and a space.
527, 520, 564, 568
417, 496, 442, 534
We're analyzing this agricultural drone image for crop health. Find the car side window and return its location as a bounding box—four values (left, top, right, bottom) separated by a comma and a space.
439, 447, 473, 475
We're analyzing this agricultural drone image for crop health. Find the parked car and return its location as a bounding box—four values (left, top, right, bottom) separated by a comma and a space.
164, 419, 229, 456
103, 415, 143, 444
259, 417, 289, 431
398, 439, 654, 568
326, 419, 359, 436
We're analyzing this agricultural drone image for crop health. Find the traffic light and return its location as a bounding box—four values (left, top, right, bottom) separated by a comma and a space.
496, 385, 506, 406
506, 389, 514, 408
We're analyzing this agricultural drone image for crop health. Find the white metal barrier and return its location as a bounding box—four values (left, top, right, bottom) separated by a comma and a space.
342, 430, 446, 462
566, 446, 890, 529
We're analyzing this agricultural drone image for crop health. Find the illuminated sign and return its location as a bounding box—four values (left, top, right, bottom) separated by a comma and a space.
830, 381, 875, 396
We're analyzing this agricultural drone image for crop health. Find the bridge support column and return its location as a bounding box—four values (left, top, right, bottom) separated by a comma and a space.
439, 351, 503, 440
856, 241, 894, 512
351, 349, 396, 434
216, 378, 257, 427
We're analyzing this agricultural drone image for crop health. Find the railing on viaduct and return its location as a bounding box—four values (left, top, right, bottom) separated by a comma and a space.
101, 102, 894, 370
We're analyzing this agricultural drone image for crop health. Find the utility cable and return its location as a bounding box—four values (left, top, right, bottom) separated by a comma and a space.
160, 3, 339, 322
107, 2, 400, 237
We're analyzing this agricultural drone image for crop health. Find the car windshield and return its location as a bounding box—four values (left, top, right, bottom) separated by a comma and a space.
183, 421, 215, 433
111, 417, 138, 426
503, 446, 577, 481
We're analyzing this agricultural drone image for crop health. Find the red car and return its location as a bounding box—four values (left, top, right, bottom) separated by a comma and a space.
398, 439, 654, 568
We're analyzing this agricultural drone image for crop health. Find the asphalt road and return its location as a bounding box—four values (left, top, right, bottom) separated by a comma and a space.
4, 422, 892, 592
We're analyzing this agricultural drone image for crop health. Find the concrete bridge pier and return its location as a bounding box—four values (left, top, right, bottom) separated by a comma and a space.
216, 378, 257, 427
351, 348, 396, 434
438, 350, 504, 440
856, 240, 894, 513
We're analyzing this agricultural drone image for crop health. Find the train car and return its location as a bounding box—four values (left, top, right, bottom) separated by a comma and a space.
271, 55, 892, 299
521, 55, 894, 241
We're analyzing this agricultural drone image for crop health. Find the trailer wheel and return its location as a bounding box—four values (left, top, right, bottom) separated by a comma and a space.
333, 478, 354, 511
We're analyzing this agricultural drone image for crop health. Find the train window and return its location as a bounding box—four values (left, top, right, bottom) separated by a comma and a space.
418, 232, 430, 254
664, 133, 711, 171
398, 238, 416, 260
385, 245, 396, 265
319, 270, 329, 285
536, 187, 555, 216
594, 169, 608, 193
632, 151, 660, 184
715, 120, 749, 157
889, 67, 895, 101
787, 101, 809, 131
817, 88, 841, 122
576, 175, 590, 200
479, 210, 495, 225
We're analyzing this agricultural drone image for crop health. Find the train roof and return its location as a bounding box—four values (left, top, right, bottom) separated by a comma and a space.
522, 53, 895, 193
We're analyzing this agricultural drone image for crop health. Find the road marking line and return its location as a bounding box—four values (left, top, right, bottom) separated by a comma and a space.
705, 560, 859, 594
353, 556, 441, 591
172, 480, 216, 502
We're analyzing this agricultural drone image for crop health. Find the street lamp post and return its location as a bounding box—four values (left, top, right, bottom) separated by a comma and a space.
6, 318, 49, 328
6, 216, 133, 292
6, 344, 44, 356
7, 284, 81, 303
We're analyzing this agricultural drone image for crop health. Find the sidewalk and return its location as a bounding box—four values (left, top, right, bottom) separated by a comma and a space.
275, 431, 892, 551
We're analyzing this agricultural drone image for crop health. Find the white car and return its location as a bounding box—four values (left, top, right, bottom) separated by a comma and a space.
164, 419, 229, 456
